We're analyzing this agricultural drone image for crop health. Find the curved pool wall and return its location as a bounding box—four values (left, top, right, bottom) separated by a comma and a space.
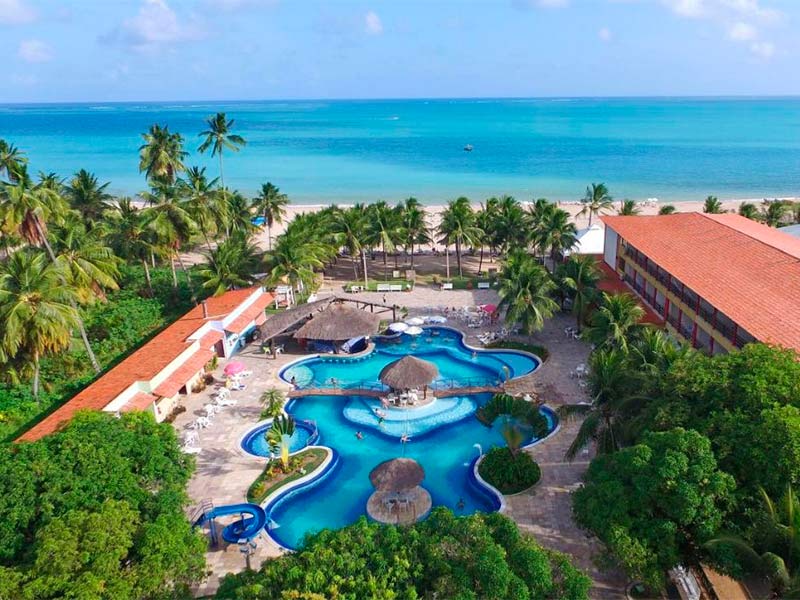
240, 419, 318, 457
280, 326, 542, 390
259, 393, 558, 550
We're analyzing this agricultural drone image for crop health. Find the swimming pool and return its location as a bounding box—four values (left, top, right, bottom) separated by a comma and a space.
262, 393, 557, 550
280, 326, 540, 390
241, 419, 317, 457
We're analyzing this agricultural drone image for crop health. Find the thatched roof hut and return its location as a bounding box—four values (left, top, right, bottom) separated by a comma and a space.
369, 458, 425, 492
293, 302, 381, 341
379, 356, 438, 390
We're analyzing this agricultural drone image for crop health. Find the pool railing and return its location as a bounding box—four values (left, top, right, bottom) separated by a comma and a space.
292, 375, 503, 394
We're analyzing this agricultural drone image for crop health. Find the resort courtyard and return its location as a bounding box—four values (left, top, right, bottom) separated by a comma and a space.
175, 288, 626, 598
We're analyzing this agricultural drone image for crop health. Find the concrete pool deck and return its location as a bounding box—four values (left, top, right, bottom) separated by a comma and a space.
176, 289, 625, 598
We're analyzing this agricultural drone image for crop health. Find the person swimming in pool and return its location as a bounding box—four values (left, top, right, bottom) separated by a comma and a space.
456, 497, 465, 511
400, 433, 410, 443
356, 431, 364, 440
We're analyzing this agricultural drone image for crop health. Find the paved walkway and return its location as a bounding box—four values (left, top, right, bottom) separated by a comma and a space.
174, 291, 626, 597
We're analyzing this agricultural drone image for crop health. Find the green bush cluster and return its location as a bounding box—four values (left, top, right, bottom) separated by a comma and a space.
216, 508, 590, 600
479, 447, 542, 494
488, 339, 550, 361
0, 411, 205, 599
476, 393, 550, 439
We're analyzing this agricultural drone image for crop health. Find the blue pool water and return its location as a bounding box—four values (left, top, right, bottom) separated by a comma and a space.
264, 393, 556, 550
241, 421, 315, 457
281, 326, 540, 390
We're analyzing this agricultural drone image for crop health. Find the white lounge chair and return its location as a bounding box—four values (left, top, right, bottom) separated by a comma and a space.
216, 396, 238, 407
181, 445, 202, 455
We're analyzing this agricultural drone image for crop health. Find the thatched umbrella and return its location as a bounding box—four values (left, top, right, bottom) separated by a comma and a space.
379, 356, 438, 390
369, 458, 425, 492
294, 303, 380, 341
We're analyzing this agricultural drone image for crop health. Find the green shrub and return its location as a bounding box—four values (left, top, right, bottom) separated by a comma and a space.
488, 339, 550, 361
476, 393, 550, 439
479, 447, 541, 494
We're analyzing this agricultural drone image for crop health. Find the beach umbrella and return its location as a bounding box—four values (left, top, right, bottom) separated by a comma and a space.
481, 304, 497, 314
388, 322, 409, 332
405, 326, 423, 336
224, 361, 246, 375
405, 317, 424, 326
370, 458, 425, 492
379, 356, 438, 389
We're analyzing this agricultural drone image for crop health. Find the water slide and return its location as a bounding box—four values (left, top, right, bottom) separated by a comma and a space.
196, 503, 267, 544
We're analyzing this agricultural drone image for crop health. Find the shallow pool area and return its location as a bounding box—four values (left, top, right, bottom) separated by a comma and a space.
262, 393, 556, 550
241, 420, 317, 457
281, 326, 540, 390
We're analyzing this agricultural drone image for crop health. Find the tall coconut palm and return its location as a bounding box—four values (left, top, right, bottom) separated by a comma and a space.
584, 292, 645, 353
178, 166, 220, 249
497, 250, 558, 334
37, 171, 65, 193
398, 197, 430, 268
703, 195, 724, 214
366, 201, 400, 277
438, 197, 482, 278
738, 201, 760, 221
579, 183, 613, 226
330, 205, 369, 282
658, 204, 677, 215
0, 165, 101, 373
253, 182, 289, 251
52, 216, 120, 303
64, 169, 113, 228
224, 191, 256, 238
557, 348, 643, 460
139, 124, 187, 185
538, 207, 578, 263
762, 200, 788, 227
198, 112, 246, 215
104, 199, 157, 295
264, 231, 325, 293
617, 199, 641, 216
0, 250, 81, 399
556, 255, 600, 331
0, 139, 27, 183
526, 198, 556, 257
198, 232, 261, 296
493, 195, 527, 255
706, 486, 800, 598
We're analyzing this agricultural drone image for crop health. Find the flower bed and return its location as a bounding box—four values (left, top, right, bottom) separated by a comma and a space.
247, 447, 328, 504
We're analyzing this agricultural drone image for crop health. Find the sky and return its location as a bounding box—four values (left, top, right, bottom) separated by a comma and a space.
1, 0, 799, 103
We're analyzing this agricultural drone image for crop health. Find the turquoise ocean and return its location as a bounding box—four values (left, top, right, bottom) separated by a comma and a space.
1, 97, 799, 204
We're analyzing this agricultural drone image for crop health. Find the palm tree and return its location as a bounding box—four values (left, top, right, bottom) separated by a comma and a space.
52, 215, 120, 303
0, 139, 27, 183
526, 198, 556, 257
538, 207, 578, 263
706, 486, 800, 598
366, 201, 401, 278
398, 197, 430, 268
224, 191, 257, 238
579, 183, 613, 226
658, 204, 677, 215
761, 200, 788, 227
266, 414, 296, 471
264, 231, 325, 292
584, 292, 645, 353
0, 250, 80, 399
557, 348, 643, 460
253, 182, 289, 251
37, 171, 65, 193
556, 255, 600, 331
703, 195, 724, 214
493, 195, 527, 255
198, 113, 246, 216
139, 124, 187, 185
330, 205, 369, 283
497, 250, 559, 334
104, 199, 157, 295
178, 166, 220, 249
617, 199, 641, 216
0, 165, 101, 373
738, 201, 760, 221
438, 197, 482, 278
198, 233, 261, 296
64, 169, 113, 228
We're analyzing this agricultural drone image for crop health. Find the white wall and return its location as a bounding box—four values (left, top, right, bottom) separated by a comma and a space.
603, 227, 618, 269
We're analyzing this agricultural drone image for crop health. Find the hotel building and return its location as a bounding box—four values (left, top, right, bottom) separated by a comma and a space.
601, 213, 800, 355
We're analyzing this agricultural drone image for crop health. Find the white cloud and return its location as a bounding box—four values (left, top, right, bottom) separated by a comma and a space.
18, 39, 52, 63
598, 27, 612, 42
727, 21, 756, 41
0, 0, 36, 25
365, 10, 383, 35
750, 40, 774, 58
110, 0, 205, 52
662, 0, 706, 18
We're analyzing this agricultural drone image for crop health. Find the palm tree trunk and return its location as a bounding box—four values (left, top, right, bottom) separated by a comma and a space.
352, 254, 359, 281
219, 153, 230, 239
455, 237, 463, 277
32, 351, 40, 402
267, 221, 273, 251
141, 259, 153, 296
362, 248, 369, 288
35, 220, 102, 374
478, 246, 484, 274
170, 255, 178, 289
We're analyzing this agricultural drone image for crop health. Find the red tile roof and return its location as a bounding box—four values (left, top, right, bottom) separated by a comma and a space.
153, 348, 214, 398
601, 213, 800, 351
120, 392, 159, 413
594, 257, 665, 325
17, 288, 273, 442
225, 292, 272, 334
